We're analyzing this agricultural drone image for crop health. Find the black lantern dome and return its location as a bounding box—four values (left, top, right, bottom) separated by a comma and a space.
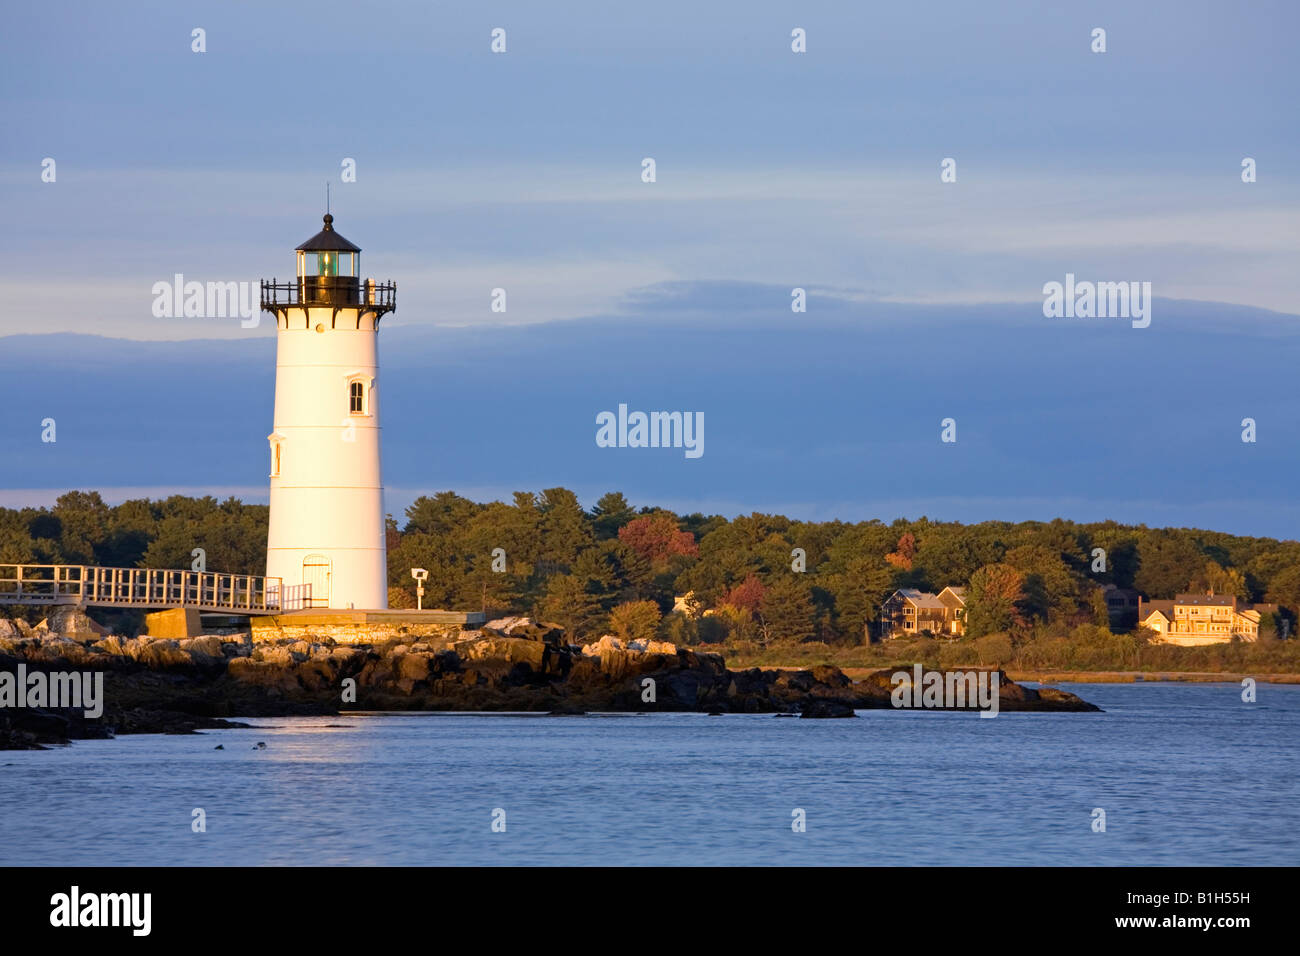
261, 214, 396, 325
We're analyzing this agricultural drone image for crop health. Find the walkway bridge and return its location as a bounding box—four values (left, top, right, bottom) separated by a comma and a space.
0, 564, 311, 615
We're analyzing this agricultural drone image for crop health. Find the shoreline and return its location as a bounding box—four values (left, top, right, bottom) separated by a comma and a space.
749, 666, 1300, 685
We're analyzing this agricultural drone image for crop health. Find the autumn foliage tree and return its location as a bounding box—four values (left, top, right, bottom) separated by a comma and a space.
617, 512, 699, 568
886, 532, 916, 570
722, 573, 765, 613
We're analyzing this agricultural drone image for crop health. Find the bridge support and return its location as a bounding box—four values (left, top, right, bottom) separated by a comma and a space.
143, 607, 203, 640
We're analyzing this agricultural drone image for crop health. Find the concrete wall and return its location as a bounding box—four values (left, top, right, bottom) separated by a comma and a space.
144, 607, 203, 640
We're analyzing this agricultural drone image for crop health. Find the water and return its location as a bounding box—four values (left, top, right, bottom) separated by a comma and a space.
2, 683, 1296, 866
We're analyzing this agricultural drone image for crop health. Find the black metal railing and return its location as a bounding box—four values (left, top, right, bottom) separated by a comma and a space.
260, 278, 396, 313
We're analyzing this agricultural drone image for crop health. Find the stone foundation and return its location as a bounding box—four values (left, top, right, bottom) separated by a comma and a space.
248, 609, 486, 645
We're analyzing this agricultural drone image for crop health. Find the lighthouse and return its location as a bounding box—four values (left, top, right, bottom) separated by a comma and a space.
260, 214, 396, 610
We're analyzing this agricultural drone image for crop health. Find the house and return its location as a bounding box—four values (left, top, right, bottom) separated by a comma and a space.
937, 586, 968, 637
1138, 593, 1277, 645
881, 587, 966, 639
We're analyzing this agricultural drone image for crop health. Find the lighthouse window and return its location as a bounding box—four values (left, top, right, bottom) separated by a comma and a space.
349, 381, 365, 414
315, 252, 338, 276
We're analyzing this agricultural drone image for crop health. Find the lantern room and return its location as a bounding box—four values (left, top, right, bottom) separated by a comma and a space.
294, 213, 361, 304
261, 213, 397, 323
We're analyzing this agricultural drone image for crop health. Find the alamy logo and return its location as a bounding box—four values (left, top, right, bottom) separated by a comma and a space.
890, 665, 1000, 718
0, 665, 103, 718
151, 274, 260, 328
50, 886, 151, 936
1042, 273, 1151, 328
596, 404, 704, 459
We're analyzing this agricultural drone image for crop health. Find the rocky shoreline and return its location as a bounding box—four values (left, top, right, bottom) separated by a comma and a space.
0, 615, 1099, 749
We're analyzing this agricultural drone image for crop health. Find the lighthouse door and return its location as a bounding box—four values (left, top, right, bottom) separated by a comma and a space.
302, 555, 331, 608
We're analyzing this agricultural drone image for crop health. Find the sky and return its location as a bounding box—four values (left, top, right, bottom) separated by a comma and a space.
1, 1, 1297, 537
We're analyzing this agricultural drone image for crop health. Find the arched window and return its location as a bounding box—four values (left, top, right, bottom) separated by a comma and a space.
267, 434, 284, 477
345, 373, 373, 415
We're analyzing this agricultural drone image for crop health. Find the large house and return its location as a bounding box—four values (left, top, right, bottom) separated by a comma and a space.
1138, 593, 1278, 645
881, 587, 967, 639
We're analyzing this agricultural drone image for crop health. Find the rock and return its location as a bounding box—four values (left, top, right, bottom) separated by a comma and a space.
221, 634, 253, 658
462, 637, 546, 668
129, 638, 193, 670
92, 635, 130, 657
483, 617, 565, 644
810, 664, 851, 688
180, 636, 225, 665
253, 645, 295, 666
582, 635, 624, 657
800, 699, 857, 719
34, 607, 108, 641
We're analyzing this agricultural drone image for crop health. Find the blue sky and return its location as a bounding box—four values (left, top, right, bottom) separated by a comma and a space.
1, 1, 1297, 536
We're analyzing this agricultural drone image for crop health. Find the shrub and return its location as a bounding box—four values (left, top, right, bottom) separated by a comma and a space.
608, 600, 662, 642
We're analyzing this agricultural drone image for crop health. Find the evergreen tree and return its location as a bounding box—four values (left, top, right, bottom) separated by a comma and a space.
536, 572, 605, 641
966, 563, 1027, 637
759, 576, 817, 644
589, 492, 636, 540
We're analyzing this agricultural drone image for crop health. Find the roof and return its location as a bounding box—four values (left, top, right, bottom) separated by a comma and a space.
938, 586, 967, 606
896, 588, 946, 610
296, 214, 361, 253
1140, 599, 1175, 620
1175, 594, 1236, 607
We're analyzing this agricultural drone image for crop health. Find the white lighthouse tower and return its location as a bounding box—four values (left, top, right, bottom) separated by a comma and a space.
261, 214, 396, 610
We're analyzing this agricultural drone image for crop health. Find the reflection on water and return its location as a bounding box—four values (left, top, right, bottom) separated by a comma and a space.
2, 683, 1297, 865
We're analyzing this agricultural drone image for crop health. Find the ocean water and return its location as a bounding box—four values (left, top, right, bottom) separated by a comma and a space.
1, 683, 1296, 866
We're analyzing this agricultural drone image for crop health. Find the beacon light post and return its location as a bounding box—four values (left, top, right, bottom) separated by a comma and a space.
411, 568, 428, 610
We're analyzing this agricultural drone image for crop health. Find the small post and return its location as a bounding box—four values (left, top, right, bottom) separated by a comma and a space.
411, 568, 428, 611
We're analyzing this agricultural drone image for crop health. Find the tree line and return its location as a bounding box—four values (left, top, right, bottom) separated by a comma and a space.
2, 489, 1297, 646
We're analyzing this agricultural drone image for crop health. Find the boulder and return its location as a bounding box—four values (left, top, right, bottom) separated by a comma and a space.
811, 664, 851, 688
462, 637, 546, 668
397, 652, 433, 682
0, 617, 28, 640
582, 635, 624, 658
800, 699, 857, 718
35, 607, 108, 642
221, 634, 253, 658
130, 638, 193, 670
92, 635, 130, 657
483, 617, 565, 644
179, 636, 225, 665
254, 644, 297, 666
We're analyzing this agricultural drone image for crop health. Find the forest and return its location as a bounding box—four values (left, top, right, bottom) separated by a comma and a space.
3, 489, 1298, 671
